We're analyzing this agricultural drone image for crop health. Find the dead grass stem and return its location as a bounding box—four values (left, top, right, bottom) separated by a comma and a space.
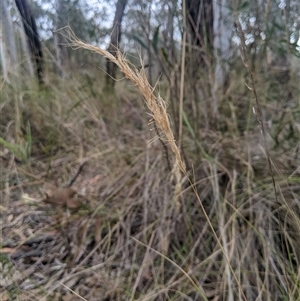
68, 31, 186, 175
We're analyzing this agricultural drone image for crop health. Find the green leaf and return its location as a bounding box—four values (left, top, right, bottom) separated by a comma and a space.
152, 25, 161, 53
0, 122, 32, 162
160, 47, 173, 68
0, 137, 27, 161
237, 0, 250, 11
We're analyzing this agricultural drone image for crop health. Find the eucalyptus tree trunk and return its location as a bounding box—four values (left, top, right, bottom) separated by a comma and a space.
185, 0, 217, 121
213, 0, 233, 88
186, 0, 214, 67
106, 0, 128, 89
0, 26, 8, 81
15, 0, 43, 84
18, 19, 35, 78
0, 0, 18, 82
54, 0, 69, 76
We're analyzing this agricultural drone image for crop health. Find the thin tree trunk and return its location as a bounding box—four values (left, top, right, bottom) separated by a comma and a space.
54, 0, 69, 76
185, 0, 214, 67
106, 0, 128, 89
18, 19, 35, 78
0, 0, 18, 82
0, 26, 9, 82
15, 0, 44, 85
185, 0, 216, 119
213, 0, 232, 88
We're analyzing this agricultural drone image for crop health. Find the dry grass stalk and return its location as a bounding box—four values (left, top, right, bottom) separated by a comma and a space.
233, 8, 278, 202
67, 31, 186, 176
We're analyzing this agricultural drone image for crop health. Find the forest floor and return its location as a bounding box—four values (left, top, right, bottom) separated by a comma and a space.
1, 61, 300, 301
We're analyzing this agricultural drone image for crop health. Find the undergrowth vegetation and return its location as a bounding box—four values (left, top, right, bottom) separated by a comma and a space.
1, 31, 300, 301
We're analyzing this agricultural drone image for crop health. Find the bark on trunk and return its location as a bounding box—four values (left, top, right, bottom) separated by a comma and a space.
185, 0, 217, 118
54, 0, 69, 76
15, 0, 44, 85
186, 0, 214, 67
106, 0, 128, 89
213, 0, 233, 88
0, 0, 18, 82
18, 18, 35, 78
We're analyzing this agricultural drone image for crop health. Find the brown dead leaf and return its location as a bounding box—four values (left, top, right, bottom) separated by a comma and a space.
7, 214, 14, 223
43, 188, 80, 210
1, 292, 10, 301
89, 174, 102, 186
66, 196, 80, 209
0, 247, 17, 254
